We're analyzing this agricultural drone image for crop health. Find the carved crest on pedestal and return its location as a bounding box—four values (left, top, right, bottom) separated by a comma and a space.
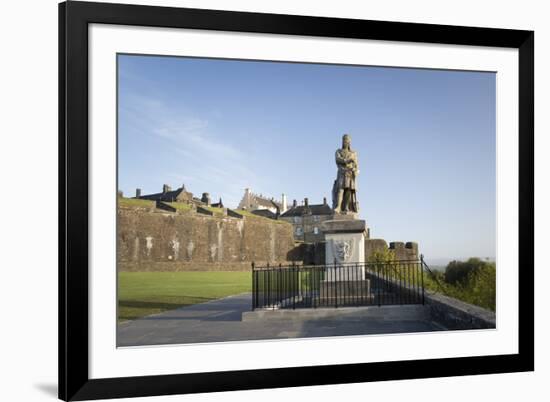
332, 239, 354, 263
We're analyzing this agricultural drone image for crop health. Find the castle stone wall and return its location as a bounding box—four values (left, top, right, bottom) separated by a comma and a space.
389, 241, 419, 261
365, 239, 419, 261
118, 208, 296, 271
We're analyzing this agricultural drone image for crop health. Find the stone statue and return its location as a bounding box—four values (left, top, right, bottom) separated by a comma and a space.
332, 134, 359, 214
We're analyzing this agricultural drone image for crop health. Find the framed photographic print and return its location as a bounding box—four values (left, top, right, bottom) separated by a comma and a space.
59, 1, 534, 400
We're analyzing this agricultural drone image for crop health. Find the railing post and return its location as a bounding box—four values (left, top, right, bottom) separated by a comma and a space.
251, 262, 255, 311
420, 254, 425, 305
266, 262, 271, 310
377, 263, 381, 307
278, 263, 282, 308
292, 263, 296, 310
334, 263, 338, 308
252, 258, 427, 311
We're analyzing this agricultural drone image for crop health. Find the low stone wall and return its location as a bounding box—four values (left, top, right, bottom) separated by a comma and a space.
357, 269, 495, 330
118, 208, 296, 271
425, 292, 496, 330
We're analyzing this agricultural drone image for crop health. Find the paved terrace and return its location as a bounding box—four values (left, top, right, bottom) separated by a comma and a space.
117, 293, 444, 347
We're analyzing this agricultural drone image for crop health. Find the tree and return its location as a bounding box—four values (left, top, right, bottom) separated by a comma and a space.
444, 257, 486, 285
368, 247, 395, 264
465, 262, 496, 311
442, 258, 496, 311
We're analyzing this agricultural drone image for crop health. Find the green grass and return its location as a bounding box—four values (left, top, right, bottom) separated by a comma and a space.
118, 198, 155, 209
204, 206, 225, 216
118, 271, 251, 322
168, 202, 193, 212
233, 209, 255, 217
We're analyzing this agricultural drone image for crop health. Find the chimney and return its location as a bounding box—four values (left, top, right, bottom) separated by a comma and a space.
201, 192, 211, 205
304, 198, 309, 207
163, 184, 171, 193
293, 199, 297, 208
281, 194, 287, 213
323, 197, 327, 205
181, 183, 186, 191
135, 188, 141, 198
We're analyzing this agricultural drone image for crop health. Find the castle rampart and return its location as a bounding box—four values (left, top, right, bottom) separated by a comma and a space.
118, 204, 295, 272
365, 238, 419, 261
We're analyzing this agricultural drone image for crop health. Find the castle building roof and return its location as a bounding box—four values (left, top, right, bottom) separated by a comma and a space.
254, 197, 282, 209
136, 184, 195, 203
137, 188, 185, 201
280, 203, 333, 217
238, 189, 282, 210
211, 198, 224, 208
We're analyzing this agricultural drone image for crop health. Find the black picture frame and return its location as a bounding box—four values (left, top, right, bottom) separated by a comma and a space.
59, 1, 534, 400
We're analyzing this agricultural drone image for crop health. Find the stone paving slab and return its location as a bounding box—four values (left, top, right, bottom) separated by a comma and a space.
117, 293, 443, 347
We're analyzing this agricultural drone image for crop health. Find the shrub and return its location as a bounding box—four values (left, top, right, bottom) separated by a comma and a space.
463, 263, 496, 311
444, 257, 486, 285
442, 258, 496, 311
368, 248, 395, 264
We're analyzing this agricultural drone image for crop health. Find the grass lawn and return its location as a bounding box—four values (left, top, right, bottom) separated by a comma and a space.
118, 198, 155, 209
167, 202, 193, 212
204, 206, 225, 216
233, 209, 255, 217
118, 271, 251, 322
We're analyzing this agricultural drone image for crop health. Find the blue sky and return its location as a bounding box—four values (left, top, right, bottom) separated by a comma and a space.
118, 54, 496, 262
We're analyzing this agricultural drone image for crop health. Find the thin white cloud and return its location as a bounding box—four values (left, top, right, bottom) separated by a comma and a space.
121, 94, 260, 207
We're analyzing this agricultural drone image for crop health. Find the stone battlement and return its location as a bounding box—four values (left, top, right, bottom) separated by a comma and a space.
366, 239, 419, 261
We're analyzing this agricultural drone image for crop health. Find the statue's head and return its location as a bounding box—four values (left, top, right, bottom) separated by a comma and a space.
342, 134, 351, 150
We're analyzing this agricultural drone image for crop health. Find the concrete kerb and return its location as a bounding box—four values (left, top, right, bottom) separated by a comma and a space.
242, 304, 431, 322
243, 293, 495, 331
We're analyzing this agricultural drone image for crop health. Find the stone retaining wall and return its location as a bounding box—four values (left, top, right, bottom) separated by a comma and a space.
425, 292, 496, 330
118, 208, 297, 271
355, 270, 495, 330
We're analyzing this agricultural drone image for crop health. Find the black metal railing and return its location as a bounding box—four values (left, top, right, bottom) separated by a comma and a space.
251, 258, 425, 310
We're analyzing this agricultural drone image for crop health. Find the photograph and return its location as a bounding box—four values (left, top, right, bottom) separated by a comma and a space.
116, 54, 497, 347
0, 0, 540, 400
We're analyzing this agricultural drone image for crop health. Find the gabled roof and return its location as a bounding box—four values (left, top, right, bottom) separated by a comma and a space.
251, 196, 281, 209
238, 189, 282, 210
280, 204, 333, 217
211, 198, 224, 208
137, 188, 185, 201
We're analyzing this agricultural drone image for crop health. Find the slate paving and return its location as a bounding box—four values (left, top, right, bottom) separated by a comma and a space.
117, 293, 443, 347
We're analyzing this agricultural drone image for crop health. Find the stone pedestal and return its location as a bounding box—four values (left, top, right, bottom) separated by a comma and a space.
321, 217, 368, 282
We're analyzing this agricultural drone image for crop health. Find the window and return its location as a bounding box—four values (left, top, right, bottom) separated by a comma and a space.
296, 227, 303, 236
313, 227, 319, 235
